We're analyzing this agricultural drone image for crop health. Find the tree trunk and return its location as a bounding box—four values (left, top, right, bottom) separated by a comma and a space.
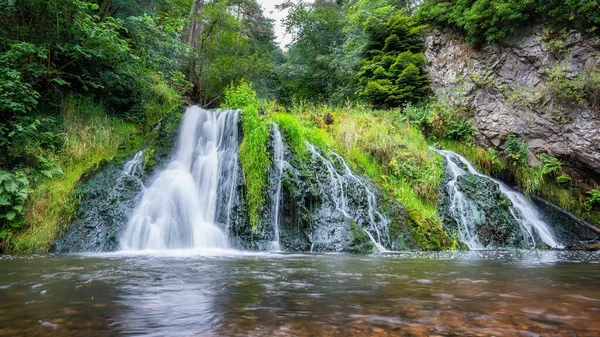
187, 0, 205, 103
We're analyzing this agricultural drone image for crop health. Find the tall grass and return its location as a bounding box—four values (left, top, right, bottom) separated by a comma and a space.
12, 96, 136, 252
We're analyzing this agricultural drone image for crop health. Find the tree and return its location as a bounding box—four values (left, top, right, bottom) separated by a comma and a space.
358, 7, 429, 108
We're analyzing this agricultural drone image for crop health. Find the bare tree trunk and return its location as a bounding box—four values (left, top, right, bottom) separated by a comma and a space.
187, 0, 205, 102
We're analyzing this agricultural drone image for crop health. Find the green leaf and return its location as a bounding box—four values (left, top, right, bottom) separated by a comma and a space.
4, 180, 18, 193
4, 211, 16, 221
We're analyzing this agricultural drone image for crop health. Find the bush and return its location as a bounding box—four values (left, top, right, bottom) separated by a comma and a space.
0, 170, 30, 226
444, 117, 475, 141
418, 0, 600, 45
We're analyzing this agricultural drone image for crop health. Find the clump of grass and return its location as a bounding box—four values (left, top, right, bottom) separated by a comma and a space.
222, 82, 270, 231
12, 96, 136, 252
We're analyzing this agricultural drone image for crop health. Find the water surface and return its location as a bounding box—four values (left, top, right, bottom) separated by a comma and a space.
1, 250, 599, 336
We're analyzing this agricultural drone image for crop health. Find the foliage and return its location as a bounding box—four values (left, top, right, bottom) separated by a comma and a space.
587, 189, 600, 209
358, 7, 429, 107
269, 102, 451, 249
402, 101, 474, 141
504, 134, 529, 166
417, 0, 600, 45
222, 82, 270, 231
0, 170, 30, 226
186, 0, 278, 105
444, 117, 475, 141
10, 95, 139, 252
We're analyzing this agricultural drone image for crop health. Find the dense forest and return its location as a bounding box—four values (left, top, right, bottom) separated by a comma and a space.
1, 0, 599, 252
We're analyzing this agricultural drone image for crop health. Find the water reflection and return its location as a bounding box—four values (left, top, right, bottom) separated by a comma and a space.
0, 251, 599, 336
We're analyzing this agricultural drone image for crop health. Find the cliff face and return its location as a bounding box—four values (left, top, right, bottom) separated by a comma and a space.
425, 26, 600, 185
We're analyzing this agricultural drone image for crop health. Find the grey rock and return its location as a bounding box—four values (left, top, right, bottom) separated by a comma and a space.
425, 26, 600, 183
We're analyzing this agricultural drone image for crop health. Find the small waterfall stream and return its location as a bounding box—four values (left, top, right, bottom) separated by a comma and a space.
307, 144, 390, 252
435, 149, 562, 249
268, 125, 285, 251
123, 150, 145, 177
120, 107, 239, 250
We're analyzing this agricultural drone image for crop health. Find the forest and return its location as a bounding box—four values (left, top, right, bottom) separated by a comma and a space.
1, 0, 599, 252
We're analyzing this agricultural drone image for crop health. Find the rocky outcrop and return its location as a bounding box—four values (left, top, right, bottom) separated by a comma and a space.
229, 129, 415, 252
439, 160, 527, 248
425, 26, 600, 184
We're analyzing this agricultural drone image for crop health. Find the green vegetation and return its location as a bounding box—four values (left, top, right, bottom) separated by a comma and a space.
418, 0, 600, 45
358, 8, 429, 107
222, 82, 270, 231
440, 138, 600, 227
0, 0, 185, 251
275, 0, 430, 106
264, 102, 451, 249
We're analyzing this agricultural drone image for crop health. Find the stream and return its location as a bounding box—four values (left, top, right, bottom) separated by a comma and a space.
1, 250, 599, 336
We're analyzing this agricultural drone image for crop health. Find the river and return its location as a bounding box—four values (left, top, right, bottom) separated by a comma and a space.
1, 250, 599, 336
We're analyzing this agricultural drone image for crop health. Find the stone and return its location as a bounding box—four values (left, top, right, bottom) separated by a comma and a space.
425, 26, 600, 186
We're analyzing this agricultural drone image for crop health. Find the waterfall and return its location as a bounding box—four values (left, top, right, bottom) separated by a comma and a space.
435, 149, 562, 249
268, 125, 285, 251
123, 150, 145, 177
307, 144, 390, 252
120, 107, 239, 250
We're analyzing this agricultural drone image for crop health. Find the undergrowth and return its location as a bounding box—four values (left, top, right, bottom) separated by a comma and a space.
10, 96, 136, 252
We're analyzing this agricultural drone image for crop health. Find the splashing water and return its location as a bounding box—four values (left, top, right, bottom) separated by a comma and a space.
120, 107, 239, 250
307, 144, 390, 252
434, 148, 562, 249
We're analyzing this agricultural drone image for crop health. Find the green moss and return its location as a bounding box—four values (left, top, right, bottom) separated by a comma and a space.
223, 82, 270, 230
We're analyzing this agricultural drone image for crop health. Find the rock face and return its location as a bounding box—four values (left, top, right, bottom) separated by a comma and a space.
52, 164, 144, 252
229, 128, 415, 252
439, 162, 526, 248
425, 26, 600, 184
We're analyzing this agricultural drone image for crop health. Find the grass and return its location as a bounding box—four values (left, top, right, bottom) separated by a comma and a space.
11, 96, 136, 252
11, 89, 180, 252
266, 102, 451, 249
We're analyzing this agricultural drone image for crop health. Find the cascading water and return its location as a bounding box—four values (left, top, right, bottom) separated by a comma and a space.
123, 150, 145, 177
435, 148, 562, 249
307, 144, 390, 252
120, 107, 239, 250
268, 125, 286, 251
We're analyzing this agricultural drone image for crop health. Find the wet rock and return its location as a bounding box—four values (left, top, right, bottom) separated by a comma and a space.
440, 172, 526, 248
51, 110, 184, 253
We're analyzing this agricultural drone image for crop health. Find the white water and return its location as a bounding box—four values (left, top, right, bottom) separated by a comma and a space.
123, 150, 145, 176
435, 149, 562, 249
268, 125, 285, 251
307, 144, 390, 252
120, 107, 239, 250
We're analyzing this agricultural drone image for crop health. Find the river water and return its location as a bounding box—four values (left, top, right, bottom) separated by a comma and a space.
1, 251, 599, 336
